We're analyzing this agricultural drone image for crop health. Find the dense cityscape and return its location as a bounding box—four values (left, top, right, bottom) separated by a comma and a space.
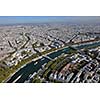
0, 22, 100, 83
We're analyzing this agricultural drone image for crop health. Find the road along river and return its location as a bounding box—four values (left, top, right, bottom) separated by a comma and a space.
7, 41, 100, 83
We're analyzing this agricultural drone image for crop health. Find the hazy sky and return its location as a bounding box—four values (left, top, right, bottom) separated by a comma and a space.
0, 16, 100, 24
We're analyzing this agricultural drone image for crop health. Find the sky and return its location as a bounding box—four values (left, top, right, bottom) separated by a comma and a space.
0, 16, 100, 24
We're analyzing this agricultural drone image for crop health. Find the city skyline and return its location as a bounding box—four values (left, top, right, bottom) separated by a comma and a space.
0, 17, 100, 83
